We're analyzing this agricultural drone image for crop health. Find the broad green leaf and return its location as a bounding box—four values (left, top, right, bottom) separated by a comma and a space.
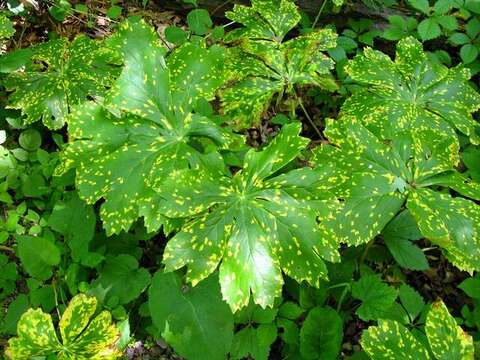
352, 275, 398, 321
4, 36, 119, 129
149, 271, 234, 360
7, 294, 120, 359
418, 19, 442, 41
343, 37, 480, 145
91, 255, 151, 306
426, 300, 474, 359
160, 123, 339, 311
231, 324, 277, 360
0, 12, 15, 40
460, 44, 479, 64
58, 19, 237, 235
407, 0, 430, 14
16, 235, 60, 281
458, 277, 480, 300
299, 306, 343, 359
383, 210, 429, 271
361, 319, 430, 359
187, 9, 212, 35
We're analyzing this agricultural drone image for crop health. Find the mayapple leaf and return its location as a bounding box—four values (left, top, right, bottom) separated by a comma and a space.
426, 300, 475, 359
342, 36, 480, 145
159, 123, 340, 311
221, 28, 337, 128
4, 36, 119, 129
57, 19, 239, 235
313, 116, 480, 273
362, 300, 474, 360
7, 294, 120, 359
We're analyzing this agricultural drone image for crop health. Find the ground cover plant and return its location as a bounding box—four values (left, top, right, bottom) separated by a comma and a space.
1, 0, 480, 359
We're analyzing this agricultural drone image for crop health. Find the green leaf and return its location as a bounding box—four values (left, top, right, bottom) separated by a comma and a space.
343, 36, 480, 145
278, 301, 305, 320
16, 235, 60, 281
165, 26, 188, 45
383, 210, 429, 271
398, 284, 425, 322
458, 277, 480, 300
7, 294, 120, 359
149, 271, 234, 360
187, 9, 212, 35
299, 306, 343, 359
59, 19, 236, 235
4, 36, 119, 129
231, 324, 277, 360
18, 129, 41, 151
48, 192, 101, 267
426, 300, 475, 359
361, 319, 430, 359
91, 255, 151, 306
460, 44, 479, 64
160, 123, 339, 311
418, 18, 441, 42
407, 0, 430, 14
449, 32, 470, 45
352, 275, 398, 321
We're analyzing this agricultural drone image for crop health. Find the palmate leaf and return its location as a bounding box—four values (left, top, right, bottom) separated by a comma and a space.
313, 116, 480, 273
4, 36, 119, 129
159, 123, 340, 311
57, 19, 238, 235
361, 300, 474, 360
220, 0, 337, 128
342, 36, 480, 144
225, 0, 301, 43
7, 294, 120, 360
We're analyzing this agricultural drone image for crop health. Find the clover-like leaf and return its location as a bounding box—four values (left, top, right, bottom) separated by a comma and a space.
220, 0, 337, 128
7, 294, 120, 360
4, 36, 119, 129
342, 36, 480, 144
57, 19, 239, 235
159, 123, 339, 311
313, 116, 480, 273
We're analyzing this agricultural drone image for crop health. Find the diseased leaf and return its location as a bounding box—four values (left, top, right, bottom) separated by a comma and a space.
343, 37, 480, 145
58, 19, 238, 235
4, 36, 119, 129
7, 294, 120, 359
426, 300, 475, 359
313, 116, 480, 273
160, 123, 339, 311
361, 319, 430, 359
221, 0, 337, 128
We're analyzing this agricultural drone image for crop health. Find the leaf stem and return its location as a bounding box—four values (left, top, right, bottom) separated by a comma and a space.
295, 93, 324, 140
0, 245, 14, 252
312, 0, 328, 29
